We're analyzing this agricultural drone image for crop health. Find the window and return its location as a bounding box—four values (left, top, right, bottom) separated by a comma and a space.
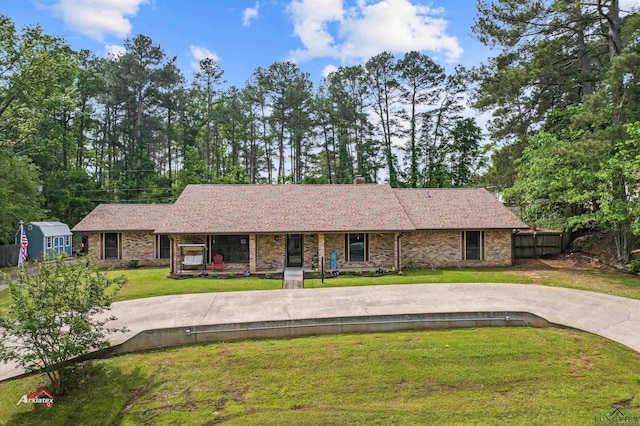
104, 233, 120, 259
346, 233, 368, 262
156, 235, 171, 259
463, 231, 484, 260
65, 235, 71, 246
46, 237, 52, 249
211, 235, 249, 263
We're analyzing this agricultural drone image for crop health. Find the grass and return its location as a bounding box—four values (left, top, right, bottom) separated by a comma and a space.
106, 268, 282, 302
528, 259, 640, 300
1, 260, 639, 311
1, 327, 639, 425
111, 266, 532, 301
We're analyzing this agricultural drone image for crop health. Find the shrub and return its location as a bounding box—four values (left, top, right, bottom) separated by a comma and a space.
629, 259, 640, 273
403, 260, 416, 270
126, 259, 139, 269
353, 270, 362, 276
0, 255, 127, 394
265, 273, 274, 279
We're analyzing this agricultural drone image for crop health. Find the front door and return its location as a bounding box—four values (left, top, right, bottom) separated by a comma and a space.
286, 234, 303, 267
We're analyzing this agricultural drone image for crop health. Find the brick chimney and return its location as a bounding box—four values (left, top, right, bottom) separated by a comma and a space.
353, 176, 366, 185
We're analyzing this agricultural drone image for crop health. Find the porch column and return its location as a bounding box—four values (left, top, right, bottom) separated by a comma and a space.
394, 232, 399, 270
249, 234, 257, 273
169, 236, 175, 275
318, 233, 325, 271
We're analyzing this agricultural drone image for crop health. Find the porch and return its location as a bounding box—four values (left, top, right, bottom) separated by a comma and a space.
170, 232, 401, 276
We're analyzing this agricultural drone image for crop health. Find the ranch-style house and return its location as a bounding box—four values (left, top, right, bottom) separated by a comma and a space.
72, 182, 528, 274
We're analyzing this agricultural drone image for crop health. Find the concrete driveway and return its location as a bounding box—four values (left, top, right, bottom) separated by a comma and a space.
2, 283, 640, 381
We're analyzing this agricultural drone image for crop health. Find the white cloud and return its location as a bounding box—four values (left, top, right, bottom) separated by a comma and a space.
288, 0, 344, 61
243, 2, 260, 27
104, 43, 126, 57
52, 0, 147, 41
322, 64, 339, 77
288, 0, 462, 63
190, 45, 220, 71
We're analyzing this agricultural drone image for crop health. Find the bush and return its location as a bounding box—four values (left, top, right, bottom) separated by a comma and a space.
403, 260, 416, 270
265, 273, 274, 279
629, 259, 640, 273
126, 259, 139, 269
0, 255, 127, 394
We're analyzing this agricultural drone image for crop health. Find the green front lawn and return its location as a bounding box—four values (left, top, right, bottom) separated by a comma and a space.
1, 260, 639, 311
1, 327, 638, 425
109, 266, 532, 302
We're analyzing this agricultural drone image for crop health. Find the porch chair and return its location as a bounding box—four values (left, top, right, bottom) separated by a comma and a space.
212, 254, 224, 272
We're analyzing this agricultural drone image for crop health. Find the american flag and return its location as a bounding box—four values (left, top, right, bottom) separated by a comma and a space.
18, 223, 28, 266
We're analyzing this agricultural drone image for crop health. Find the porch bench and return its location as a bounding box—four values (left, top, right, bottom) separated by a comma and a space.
182, 254, 204, 268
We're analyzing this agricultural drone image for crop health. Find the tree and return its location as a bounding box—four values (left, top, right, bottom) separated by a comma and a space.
365, 52, 401, 187
0, 152, 45, 244
397, 51, 445, 187
448, 118, 484, 187
0, 255, 127, 394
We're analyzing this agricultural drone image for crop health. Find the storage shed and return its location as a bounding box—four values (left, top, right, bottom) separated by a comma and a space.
25, 222, 73, 259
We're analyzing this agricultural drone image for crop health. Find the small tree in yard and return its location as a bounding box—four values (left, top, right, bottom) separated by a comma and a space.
0, 254, 127, 394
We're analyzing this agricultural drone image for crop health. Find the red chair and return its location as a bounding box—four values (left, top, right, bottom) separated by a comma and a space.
212, 254, 224, 272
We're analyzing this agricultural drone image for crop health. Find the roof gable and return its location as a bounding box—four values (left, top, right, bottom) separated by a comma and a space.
394, 188, 528, 230
72, 204, 171, 232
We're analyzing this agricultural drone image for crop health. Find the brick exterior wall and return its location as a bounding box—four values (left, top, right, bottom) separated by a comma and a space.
85, 229, 514, 271
85, 231, 170, 268
323, 232, 395, 270
256, 234, 286, 271
401, 230, 513, 268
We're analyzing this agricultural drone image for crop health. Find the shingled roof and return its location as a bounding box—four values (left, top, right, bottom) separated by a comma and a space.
72, 204, 171, 232
72, 185, 528, 234
394, 188, 528, 230
155, 184, 416, 234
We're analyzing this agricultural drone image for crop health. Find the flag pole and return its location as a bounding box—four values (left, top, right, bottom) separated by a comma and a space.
17, 221, 27, 268
18, 221, 24, 267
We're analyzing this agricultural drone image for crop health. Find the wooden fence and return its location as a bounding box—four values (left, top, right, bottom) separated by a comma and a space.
0, 244, 19, 267
513, 231, 570, 258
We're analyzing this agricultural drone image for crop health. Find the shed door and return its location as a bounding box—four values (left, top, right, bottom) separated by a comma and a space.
53, 236, 65, 254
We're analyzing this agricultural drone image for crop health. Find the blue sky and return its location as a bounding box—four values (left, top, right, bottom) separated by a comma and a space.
0, 0, 496, 88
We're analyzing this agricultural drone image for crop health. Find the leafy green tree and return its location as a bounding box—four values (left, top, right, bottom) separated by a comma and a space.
256, 62, 313, 183
0, 151, 45, 244
365, 52, 401, 187
42, 169, 97, 226
192, 57, 225, 174
0, 255, 127, 394
448, 118, 484, 187
175, 145, 213, 195
397, 51, 445, 187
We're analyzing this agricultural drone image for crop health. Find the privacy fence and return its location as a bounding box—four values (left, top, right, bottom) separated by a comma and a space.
0, 244, 19, 268
512, 231, 571, 259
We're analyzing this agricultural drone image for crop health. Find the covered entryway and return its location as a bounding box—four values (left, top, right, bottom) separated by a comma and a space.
286, 234, 303, 267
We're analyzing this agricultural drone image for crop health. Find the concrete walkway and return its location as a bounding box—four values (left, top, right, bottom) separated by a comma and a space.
283, 267, 304, 289
2, 283, 640, 380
